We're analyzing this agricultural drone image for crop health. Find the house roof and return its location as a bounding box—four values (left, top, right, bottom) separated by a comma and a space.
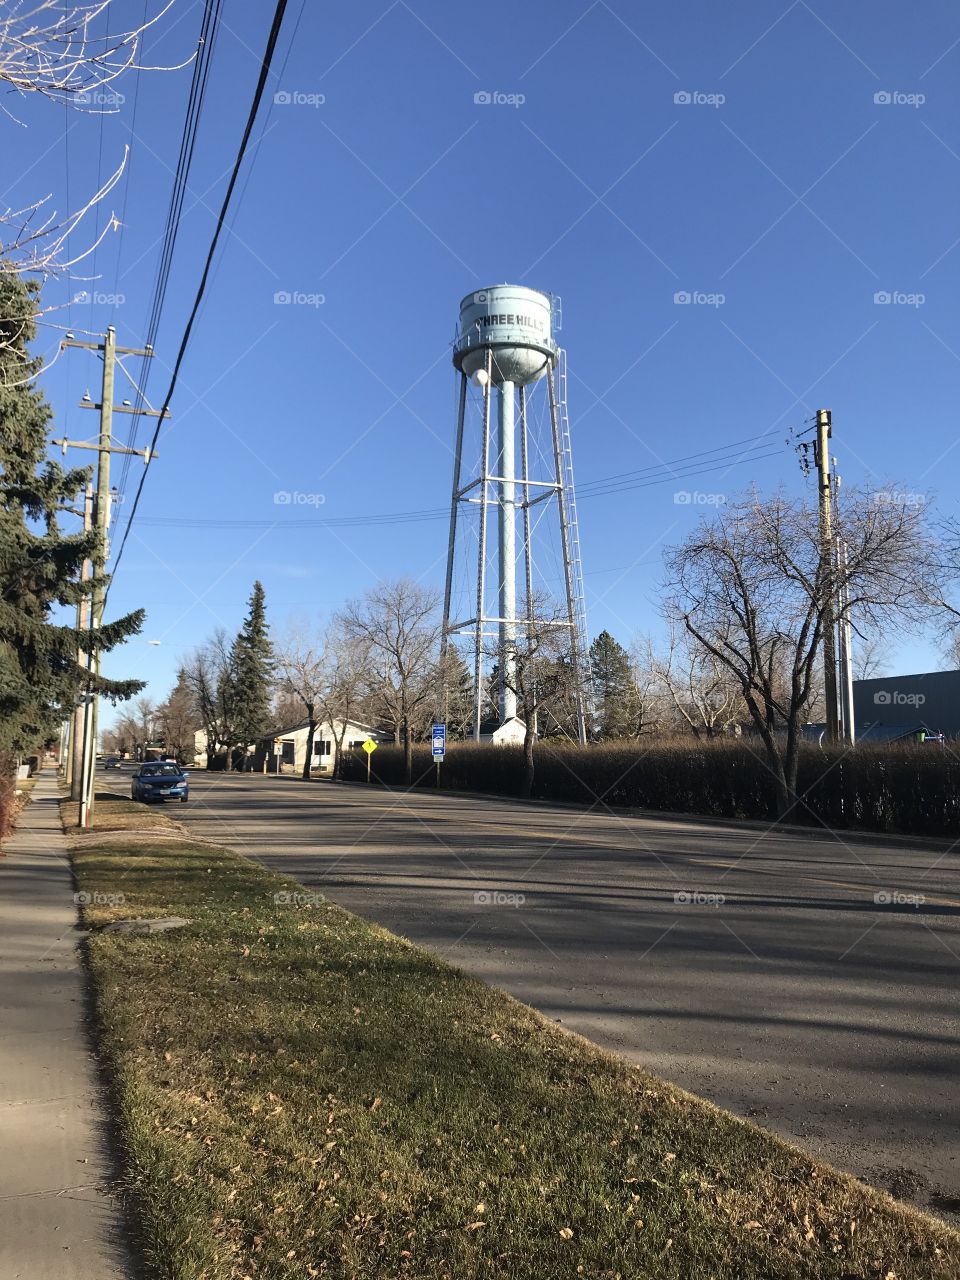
259, 717, 382, 741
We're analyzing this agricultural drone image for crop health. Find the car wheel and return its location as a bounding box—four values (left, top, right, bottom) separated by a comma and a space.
180, 795, 188, 803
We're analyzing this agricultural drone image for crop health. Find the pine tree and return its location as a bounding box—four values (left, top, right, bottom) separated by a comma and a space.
0, 273, 144, 784
442, 647, 475, 738
589, 630, 641, 739
226, 581, 273, 769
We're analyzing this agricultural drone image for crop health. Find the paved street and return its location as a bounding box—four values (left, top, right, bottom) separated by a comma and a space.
112, 769, 960, 1218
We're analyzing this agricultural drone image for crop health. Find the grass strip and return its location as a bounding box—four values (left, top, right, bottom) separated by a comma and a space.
69, 796, 960, 1279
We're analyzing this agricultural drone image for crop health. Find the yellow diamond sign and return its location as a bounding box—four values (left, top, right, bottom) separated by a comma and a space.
362, 738, 378, 755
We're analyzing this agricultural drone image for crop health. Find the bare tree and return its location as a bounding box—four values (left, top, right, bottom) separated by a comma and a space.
498, 596, 579, 798
648, 624, 745, 738
0, 1, 178, 99
109, 711, 139, 757
156, 668, 199, 764
0, 1, 187, 322
339, 580, 440, 785
182, 631, 235, 770
317, 635, 371, 780
666, 488, 939, 818
853, 631, 891, 681
276, 625, 327, 781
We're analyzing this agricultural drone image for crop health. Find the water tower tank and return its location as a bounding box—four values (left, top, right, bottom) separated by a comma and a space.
453, 284, 556, 386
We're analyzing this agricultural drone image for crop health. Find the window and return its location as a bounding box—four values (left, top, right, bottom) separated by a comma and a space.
319, 741, 332, 756
349, 740, 365, 749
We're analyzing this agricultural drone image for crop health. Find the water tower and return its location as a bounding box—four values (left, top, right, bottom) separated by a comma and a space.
441, 285, 589, 743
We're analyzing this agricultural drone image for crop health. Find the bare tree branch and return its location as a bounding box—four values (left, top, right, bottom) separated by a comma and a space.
0, 0, 184, 100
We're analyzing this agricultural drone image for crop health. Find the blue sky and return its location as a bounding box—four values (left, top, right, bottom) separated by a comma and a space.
9, 0, 960, 717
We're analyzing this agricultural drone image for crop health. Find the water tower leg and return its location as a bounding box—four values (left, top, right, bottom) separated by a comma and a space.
473, 351, 493, 741
498, 380, 518, 725
441, 373, 468, 723
518, 385, 537, 737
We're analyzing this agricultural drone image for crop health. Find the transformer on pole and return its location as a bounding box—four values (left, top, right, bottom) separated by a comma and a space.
441, 285, 589, 744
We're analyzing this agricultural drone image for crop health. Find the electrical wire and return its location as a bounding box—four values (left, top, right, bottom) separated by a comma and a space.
108, 0, 150, 331
88, 1, 109, 336
199, 0, 308, 313
116, 0, 223, 500
107, 0, 292, 598
133, 437, 787, 530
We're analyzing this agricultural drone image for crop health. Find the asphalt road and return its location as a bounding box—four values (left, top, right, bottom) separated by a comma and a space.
109, 768, 960, 1218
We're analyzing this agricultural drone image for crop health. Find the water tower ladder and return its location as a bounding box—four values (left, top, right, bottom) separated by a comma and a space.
556, 349, 589, 662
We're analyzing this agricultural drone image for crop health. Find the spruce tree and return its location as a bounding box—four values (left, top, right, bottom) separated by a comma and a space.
589, 630, 641, 739
442, 647, 475, 738
226, 581, 273, 768
0, 273, 144, 771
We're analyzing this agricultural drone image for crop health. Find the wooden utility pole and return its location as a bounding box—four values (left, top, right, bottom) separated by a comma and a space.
67, 483, 94, 799
56, 327, 168, 826
815, 409, 839, 744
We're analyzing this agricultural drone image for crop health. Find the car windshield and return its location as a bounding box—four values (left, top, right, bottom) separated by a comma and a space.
142, 763, 182, 776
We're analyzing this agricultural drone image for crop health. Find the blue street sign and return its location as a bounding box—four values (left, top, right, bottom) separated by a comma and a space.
431, 723, 446, 759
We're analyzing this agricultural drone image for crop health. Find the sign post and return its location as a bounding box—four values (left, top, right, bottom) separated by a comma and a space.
362, 737, 378, 783
274, 738, 282, 775
431, 723, 445, 788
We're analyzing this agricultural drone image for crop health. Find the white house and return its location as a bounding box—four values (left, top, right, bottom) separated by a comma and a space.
259, 718, 385, 776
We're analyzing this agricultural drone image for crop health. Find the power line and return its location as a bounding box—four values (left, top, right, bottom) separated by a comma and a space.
199, 0, 308, 314
109, 0, 150, 331
108, 0, 292, 594
575, 431, 780, 493
133, 437, 787, 531
88, 1, 110, 336
116, 0, 224, 500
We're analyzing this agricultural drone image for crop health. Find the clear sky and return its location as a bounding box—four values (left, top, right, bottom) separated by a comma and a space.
9, 1, 960, 718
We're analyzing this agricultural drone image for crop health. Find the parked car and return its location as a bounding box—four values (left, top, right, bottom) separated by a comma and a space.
104, 756, 122, 770
131, 761, 189, 804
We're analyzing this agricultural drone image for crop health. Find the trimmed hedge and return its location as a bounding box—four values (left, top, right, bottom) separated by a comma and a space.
341, 737, 960, 837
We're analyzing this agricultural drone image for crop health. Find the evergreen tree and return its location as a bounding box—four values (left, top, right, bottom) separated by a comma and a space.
0, 273, 143, 781
441, 646, 475, 738
589, 630, 641, 739
226, 581, 273, 768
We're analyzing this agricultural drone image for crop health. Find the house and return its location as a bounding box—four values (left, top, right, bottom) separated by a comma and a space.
253, 718, 385, 776
477, 717, 527, 745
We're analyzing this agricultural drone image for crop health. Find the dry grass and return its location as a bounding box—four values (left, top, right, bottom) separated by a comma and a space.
68, 798, 960, 1279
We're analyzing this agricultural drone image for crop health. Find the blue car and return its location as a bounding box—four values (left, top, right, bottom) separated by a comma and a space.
131, 761, 189, 804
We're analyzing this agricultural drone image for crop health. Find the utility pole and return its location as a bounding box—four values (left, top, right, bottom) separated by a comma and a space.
56, 327, 168, 827
814, 409, 839, 744
67, 482, 94, 799
837, 536, 856, 744
834, 468, 856, 746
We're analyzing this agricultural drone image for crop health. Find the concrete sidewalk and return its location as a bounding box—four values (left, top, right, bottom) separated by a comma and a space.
0, 771, 129, 1279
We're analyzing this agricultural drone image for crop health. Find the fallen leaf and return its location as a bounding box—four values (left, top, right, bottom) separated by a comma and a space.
559, 1227, 574, 1240
466, 1221, 485, 1231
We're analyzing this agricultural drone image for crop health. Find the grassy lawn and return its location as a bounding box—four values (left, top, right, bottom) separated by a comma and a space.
69, 796, 960, 1279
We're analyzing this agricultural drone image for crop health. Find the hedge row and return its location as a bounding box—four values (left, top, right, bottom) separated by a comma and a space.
341, 737, 960, 836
